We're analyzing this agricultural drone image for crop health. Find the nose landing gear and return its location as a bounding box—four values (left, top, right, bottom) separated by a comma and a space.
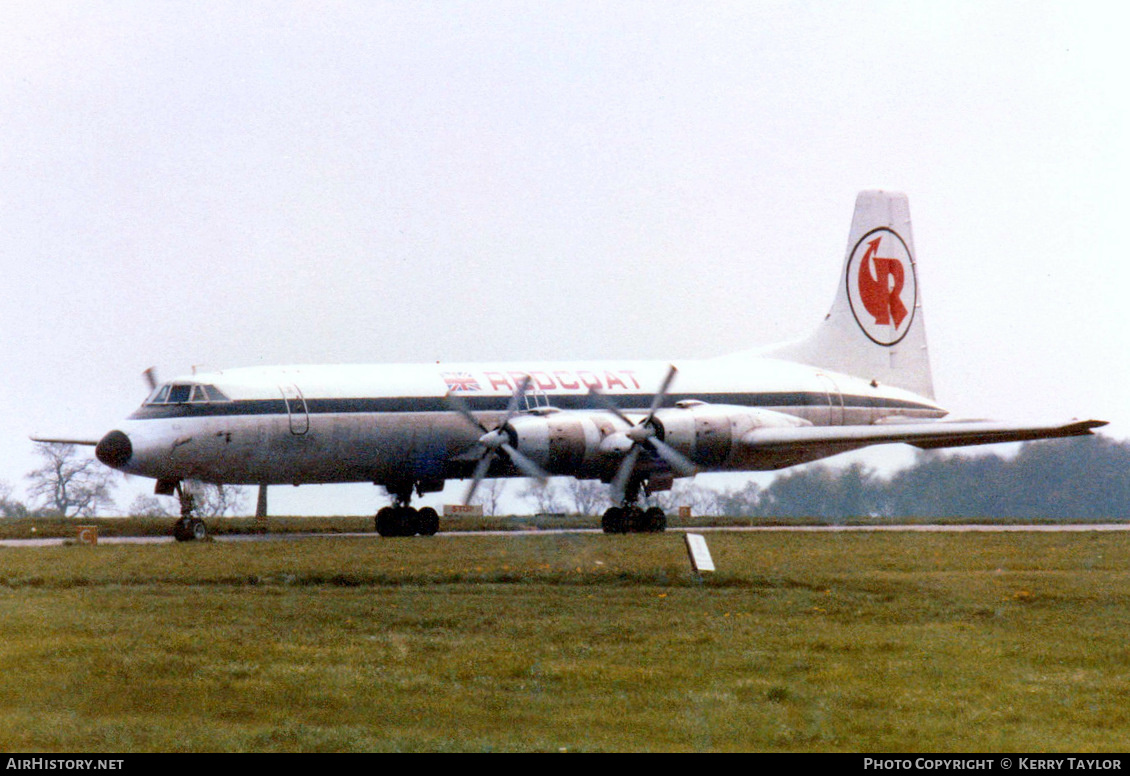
173, 516, 209, 542
170, 482, 209, 542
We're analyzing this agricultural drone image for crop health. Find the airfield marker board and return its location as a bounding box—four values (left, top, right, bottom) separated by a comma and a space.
684, 533, 715, 574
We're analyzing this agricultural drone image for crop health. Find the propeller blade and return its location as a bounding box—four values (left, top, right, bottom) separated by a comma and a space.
500, 375, 531, 425
455, 375, 543, 505
594, 364, 688, 504
446, 391, 489, 433
588, 387, 635, 427
647, 437, 697, 477
464, 450, 497, 504
449, 375, 531, 433
143, 367, 159, 392
501, 442, 548, 484
610, 445, 641, 503
647, 364, 678, 418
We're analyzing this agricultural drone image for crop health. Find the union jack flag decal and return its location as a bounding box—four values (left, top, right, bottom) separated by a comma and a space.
442, 371, 481, 392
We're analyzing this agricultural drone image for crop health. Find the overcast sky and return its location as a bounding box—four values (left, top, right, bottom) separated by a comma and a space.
3, 1, 1127, 515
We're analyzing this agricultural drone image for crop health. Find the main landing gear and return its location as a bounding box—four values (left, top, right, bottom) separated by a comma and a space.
601, 505, 667, 534
374, 484, 439, 537
601, 478, 667, 534
375, 505, 439, 537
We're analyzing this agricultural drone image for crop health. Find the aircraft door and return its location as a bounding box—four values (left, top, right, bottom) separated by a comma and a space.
816, 373, 844, 426
280, 384, 310, 435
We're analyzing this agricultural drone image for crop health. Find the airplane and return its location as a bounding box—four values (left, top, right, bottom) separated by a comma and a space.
35, 191, 1106, 541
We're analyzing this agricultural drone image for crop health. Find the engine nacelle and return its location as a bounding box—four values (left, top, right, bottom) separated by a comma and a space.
652, 403, 809, 469
506, 412, 621, 477
502, 404, 808, 477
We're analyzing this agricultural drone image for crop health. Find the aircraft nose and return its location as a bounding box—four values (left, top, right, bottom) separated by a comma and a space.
95, 430, 133, 469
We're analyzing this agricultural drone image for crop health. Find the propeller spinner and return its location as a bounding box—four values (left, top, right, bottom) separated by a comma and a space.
448, 376, 548, 504
590, 364, 696, 503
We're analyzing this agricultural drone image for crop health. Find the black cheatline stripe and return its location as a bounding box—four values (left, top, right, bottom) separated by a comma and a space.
127, 392, 937, 421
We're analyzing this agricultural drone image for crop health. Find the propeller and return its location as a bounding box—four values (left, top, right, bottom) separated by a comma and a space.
143, 367, 159, 392
448, 376, 548, 504
590, 364, 696, 503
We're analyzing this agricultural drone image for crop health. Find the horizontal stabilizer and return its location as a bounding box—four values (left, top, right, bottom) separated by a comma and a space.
742, 419, 1107, 453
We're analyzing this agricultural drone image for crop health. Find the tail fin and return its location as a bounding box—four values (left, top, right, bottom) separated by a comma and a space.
763, 190, 935, 399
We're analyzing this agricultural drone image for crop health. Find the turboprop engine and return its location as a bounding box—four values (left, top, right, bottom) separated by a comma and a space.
503, 403, 810, 478
450, 366, 813, 501
505, 411, 617, 478
648, 402, 811, 469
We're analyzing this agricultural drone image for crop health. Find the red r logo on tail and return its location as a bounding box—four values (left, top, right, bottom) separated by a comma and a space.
846, 228, 916, 346
858, 237, 908, 328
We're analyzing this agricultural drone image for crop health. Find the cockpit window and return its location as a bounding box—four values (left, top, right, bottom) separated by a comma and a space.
167, 384, 192, 403
146, 383, 231, 405
202, 385, 230, 402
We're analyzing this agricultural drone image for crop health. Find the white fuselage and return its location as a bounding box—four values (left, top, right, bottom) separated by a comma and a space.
105, 355, 946, 490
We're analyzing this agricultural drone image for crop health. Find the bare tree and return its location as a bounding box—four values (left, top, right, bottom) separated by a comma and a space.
0, 479, 29, 518
128, 494, 174, 518
652, 481, 721, 516
564, 479, 610, 516
521, 479, 566, 515
472, 479, 508, 516
190, 483, 249, 517
26, 443, 117, 517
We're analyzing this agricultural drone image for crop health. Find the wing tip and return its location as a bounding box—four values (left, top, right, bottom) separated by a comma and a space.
29, 436, 100, 446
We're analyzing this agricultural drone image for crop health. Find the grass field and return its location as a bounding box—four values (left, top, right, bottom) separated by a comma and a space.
1, 530, 1129, 752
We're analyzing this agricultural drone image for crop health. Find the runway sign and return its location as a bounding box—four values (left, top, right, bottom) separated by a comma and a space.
684, 532, 715, 573
444, 504, 484, 518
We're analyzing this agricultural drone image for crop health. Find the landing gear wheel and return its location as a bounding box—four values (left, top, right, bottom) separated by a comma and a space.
173, 518, 192, 542
644, 507, 667, 533
417, 507, 439, 537
173, 517, 208, 542
398, 507, 420, 537
375, 507, 397, 537
625, 506, 645, 532
602, 507, 625, 534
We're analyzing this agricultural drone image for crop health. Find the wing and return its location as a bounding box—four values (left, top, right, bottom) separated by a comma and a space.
741, 419, 1107, 454
29, 436, 100, 446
